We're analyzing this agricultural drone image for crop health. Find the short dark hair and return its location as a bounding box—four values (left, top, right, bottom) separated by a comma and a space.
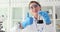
29, 1, 41, 8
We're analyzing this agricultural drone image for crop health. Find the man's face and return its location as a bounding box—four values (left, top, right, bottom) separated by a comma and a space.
30, 3, 41, 15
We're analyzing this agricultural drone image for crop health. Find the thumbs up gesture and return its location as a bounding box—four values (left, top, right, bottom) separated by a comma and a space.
21, 12, 33, 29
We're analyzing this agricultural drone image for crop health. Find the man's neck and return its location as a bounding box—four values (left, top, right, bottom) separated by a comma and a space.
34, 14, 38, 20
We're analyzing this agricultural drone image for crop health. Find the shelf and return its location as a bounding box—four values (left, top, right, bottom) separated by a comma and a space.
56, 19, 60, 20
12, 19, 22, 21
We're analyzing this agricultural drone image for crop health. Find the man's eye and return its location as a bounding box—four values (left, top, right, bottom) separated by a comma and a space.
30, 7, 33, 9
34, 5, 38, 7
30, 5, 38, 9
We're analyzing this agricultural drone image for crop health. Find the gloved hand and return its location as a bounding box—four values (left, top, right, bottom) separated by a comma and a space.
38, 11, 51, 25
21, 12, 33, 29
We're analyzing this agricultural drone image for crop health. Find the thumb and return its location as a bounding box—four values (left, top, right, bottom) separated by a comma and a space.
26, 12, 29, 18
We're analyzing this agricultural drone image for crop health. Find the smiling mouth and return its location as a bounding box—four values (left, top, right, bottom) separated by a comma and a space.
34, 11, 38, 13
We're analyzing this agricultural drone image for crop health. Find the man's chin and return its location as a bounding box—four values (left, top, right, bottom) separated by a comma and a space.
33, 13, 38, 15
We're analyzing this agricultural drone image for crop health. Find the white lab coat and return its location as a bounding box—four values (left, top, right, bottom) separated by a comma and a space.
10, 16, 54, 32
22, 16, 45, 32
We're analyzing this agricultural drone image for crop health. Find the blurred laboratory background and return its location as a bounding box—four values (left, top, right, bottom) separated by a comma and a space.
0, 0, 60, 32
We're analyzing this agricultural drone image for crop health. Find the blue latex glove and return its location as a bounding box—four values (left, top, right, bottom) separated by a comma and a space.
21, 12, 33, 28
38, 11, 51, 25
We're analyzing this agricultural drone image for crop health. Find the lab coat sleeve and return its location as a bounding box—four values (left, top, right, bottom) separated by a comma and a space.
10, 26, 17, 32
38, 11, 51, 25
